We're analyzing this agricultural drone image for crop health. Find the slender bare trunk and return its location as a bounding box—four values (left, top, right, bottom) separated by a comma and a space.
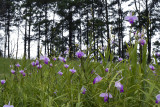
16, 24, 20, 59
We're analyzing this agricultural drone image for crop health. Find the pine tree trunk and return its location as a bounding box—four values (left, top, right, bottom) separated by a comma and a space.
37, 13, 41, 58
69, 6, 73, 58
45, 3, 48, 55
92, 0, 95, 57
16, 24, 20, 59
105, 0, 110, 55
146, 0, 151, 63
118, 0, 121, 57
7, 10, 10, 58
87, 3, 89, 56
120, 1, 124, 58
80, 13, 82, 50
4, 21, 7, 58
62, 21, 64, 54
28, 5, 31, 59
24, 19, 27, 59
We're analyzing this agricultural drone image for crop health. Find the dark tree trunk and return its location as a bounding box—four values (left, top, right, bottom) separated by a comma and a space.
97, 35, 98, 61
120, 1, 124, 58
101, 27, 104, 56
45, 3, 48, 55
4, 20, 7, 58
69, 6, 73, 58
79, 13, 82, 50
105, 0, 111, 55
146, 0, 151, 63
62, 20, 64, 54
74, 35, 75, 58
134, 0, 142, 63
51, 26, 54, 55
28, 5, 31, 59
7, 10, 10, 58
100, 3, 104, 56
37, 12, 41, 58
16, 23, 20, 59
92, 0, 95, 57
86, 3, 89, 56
24, 19, 27, 58
118, 0, 121, 57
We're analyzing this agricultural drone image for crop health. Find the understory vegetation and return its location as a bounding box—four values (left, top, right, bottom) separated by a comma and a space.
0, 42, 160, 107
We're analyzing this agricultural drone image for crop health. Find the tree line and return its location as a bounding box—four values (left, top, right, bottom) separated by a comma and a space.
0, 0, 159, 63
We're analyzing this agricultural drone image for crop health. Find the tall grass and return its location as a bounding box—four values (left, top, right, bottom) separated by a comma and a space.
0, 40, 160, 107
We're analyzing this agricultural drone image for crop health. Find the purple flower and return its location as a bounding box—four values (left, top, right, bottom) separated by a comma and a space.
31, 61, 36, 67
105, 68, 109, 72
79, 64, 81, 67
102, 47, 104, 50
112, 40, 115, 44
64, 64, 69, 68
64, 48, 69, 54
1, 80, 6, 85
50, 63, 53, 67
149, 65, 155, 71
156, 94, 160, 104
53, 57, 57, 61
37, 64, 42, 69
35, 60, 39, 65
64, 50, 69, 54
81, 86, 86, 94
11, 69, 15, 74
91, 69, 95, 74
69, 68, 76, 74
3, 101, 14, 107
118, 58, 123, 62
115, 81, 124, 93
54, 91, 57, 94
100, 61, 102, 64
59, 56, 66, 63
124, 12, 138, 24
40, 56, 50, 64
76, 51, 84, 58
153, 71, 156, 74
58, 71, 63, 76
58, 56, 63, 61
19, 70, 24, 74
93, 75, 102, 84
15, 63, 20, 67
138, 31, 144, 38
22, 72, 26, 77
63, 58, 66, 63
10, 65, 13, 68
153, 71, 157, 76
99, 93, 113, 102
54, 89, 57, 95
126, 52, 129, 57
139, 38, 146, 46
155, 52, 160, 57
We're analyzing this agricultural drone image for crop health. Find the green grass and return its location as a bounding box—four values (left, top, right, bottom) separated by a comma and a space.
0, 57, 14, 79
0, 42, 160, 107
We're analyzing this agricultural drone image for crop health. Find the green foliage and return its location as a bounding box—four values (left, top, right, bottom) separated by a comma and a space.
0, 42, 160, 106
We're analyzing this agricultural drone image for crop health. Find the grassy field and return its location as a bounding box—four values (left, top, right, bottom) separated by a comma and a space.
0, 57, 14, 79
0, 43, 160, 107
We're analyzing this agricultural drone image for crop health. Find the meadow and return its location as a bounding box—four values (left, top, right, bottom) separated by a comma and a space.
0, 42, 160, 107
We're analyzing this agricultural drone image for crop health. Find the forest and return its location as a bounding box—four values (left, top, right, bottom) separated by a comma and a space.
0, 0, 159, 61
